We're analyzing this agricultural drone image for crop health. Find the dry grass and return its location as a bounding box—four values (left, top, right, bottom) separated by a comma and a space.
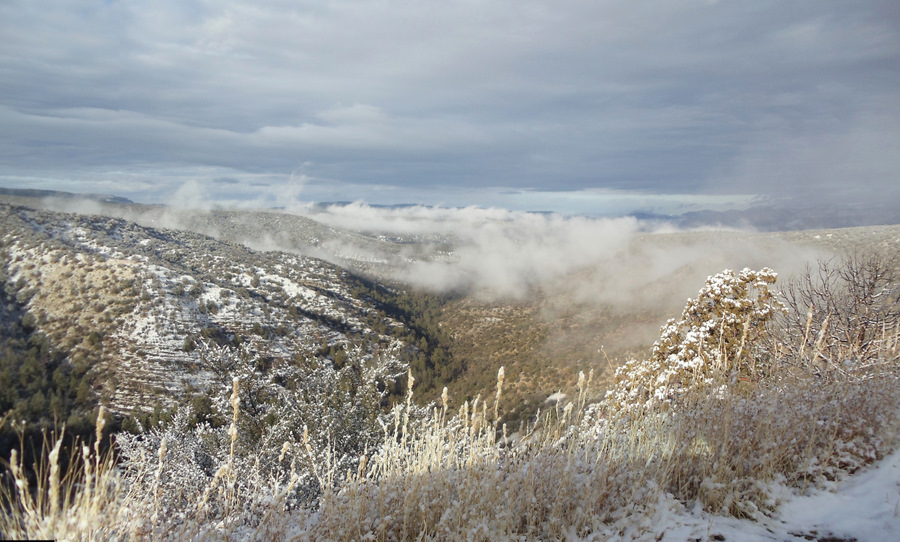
305, 350, 899, 540
4, 360, 896, 540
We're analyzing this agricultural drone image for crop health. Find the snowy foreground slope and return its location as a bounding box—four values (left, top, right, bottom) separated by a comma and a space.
642, 444, 900, 542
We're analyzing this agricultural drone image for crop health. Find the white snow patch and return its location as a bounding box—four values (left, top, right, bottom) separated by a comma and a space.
259, 271, 317, 300
545, 392, 566, 404
584, 445, 900, 541
776, 445, 900, 541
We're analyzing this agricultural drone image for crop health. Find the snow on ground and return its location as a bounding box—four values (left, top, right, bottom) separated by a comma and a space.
607, 446, 900, 542
545, 392, 567, 404
777, 445, 900, 541
260, 270, 318, 300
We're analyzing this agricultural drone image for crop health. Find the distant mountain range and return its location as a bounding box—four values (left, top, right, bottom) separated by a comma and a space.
636, 202, 900, 231
0, 186, 134, 204
3, 186, 898, 231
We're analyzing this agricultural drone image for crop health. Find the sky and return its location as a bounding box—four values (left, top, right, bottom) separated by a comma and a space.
1, 0, 898, 215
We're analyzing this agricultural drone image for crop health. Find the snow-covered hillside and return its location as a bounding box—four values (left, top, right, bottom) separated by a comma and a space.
0, 203, 420, 418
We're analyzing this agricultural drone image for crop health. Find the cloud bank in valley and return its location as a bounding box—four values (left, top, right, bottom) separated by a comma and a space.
295, 203, 830, 308
27, 189, 837, 362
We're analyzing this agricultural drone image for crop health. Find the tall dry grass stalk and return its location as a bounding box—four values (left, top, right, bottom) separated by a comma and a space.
294, 332, 900, 539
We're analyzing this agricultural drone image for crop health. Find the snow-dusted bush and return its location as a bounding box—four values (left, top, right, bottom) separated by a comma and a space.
107, 338, 412, 536
605, 268, 783, 411
589, 266, 900, 518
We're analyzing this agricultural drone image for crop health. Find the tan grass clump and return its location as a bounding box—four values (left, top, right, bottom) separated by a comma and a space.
0, 408, 128, 540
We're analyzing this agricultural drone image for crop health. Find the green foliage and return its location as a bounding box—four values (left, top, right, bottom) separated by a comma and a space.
0, 271, 98, 463
86, 331, 103, 348
329, 344, 349, 370
198, 325, 241, 348
346, 274, 463, 399
120, 403, 176, 434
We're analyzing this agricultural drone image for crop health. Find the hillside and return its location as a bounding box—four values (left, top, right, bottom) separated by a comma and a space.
429, 224, 900, 423
0, 202, 472, 457
1, 191, 450, 278
1, 195, 899, 540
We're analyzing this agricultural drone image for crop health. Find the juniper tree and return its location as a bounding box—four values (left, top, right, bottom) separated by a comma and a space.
606, 267, 783, 412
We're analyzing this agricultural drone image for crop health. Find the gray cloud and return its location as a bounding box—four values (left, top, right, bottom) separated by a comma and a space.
1, 1, 898, 210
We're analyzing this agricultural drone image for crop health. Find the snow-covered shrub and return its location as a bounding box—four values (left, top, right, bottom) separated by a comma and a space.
110, 338, 410, 536
589, 266, 900, 518
605, 267, 783, 411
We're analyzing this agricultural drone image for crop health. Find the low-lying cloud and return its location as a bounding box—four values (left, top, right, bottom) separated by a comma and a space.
295, 202, 830, 306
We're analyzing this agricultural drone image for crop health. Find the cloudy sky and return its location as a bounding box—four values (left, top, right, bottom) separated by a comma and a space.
1, 0, 898, 214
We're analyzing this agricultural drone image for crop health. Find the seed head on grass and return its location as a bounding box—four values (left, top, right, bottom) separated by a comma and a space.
493, 366, 505, 424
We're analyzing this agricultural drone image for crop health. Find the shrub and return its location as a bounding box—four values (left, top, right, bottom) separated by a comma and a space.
779, 252, 900, 377
605, 268, 783, 412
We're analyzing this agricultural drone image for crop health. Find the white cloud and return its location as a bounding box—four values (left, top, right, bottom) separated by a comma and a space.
718, 95, 900, 203
289, 203, 827, 307
297, 202, 641, 297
